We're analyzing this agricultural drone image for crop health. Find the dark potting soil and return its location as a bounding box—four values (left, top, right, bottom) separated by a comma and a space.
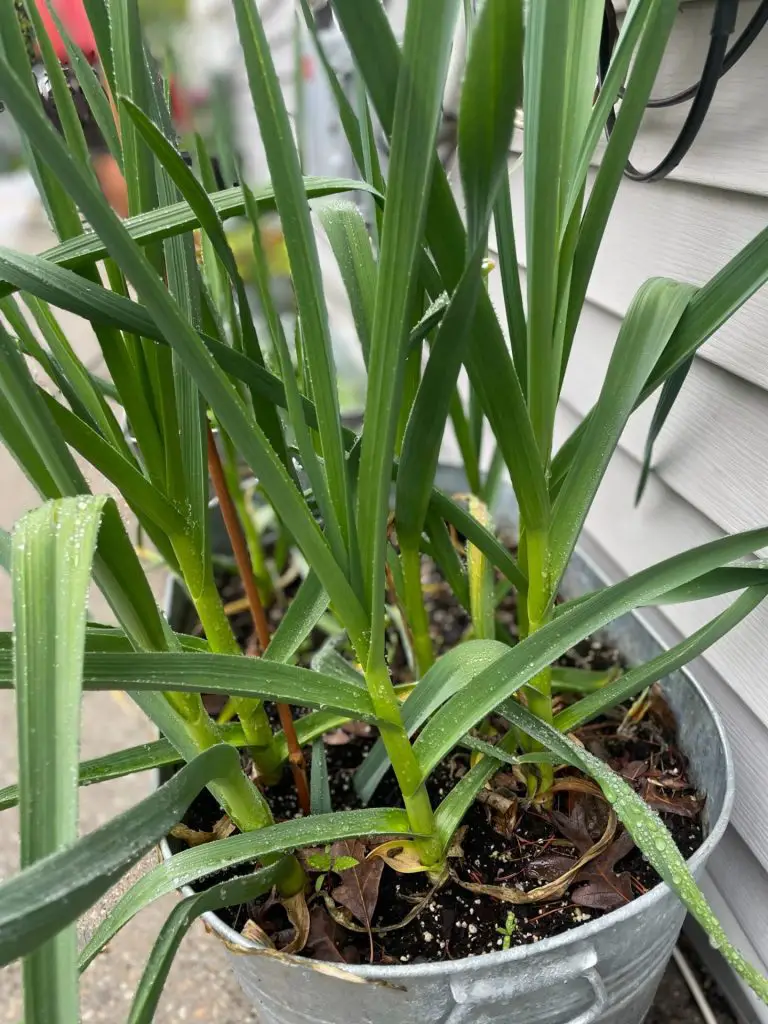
172, 558, 706, 969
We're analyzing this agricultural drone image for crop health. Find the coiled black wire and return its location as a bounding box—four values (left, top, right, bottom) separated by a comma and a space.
601, 0, 768, 182
646, 0, 768, 107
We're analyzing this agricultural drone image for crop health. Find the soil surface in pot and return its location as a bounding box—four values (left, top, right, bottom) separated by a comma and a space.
173, 556, 707, 968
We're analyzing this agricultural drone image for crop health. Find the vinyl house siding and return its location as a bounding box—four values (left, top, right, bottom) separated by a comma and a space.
485, 2, 768, 1017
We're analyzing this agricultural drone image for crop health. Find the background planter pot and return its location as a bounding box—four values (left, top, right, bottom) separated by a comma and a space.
161, 475, 735, 1024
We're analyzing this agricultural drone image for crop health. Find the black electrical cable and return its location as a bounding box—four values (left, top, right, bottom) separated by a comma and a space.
601, 0, 741, 182
645, 0, 768, 108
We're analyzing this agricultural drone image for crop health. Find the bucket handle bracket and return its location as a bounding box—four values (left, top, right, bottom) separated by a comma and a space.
445, 945, 607, 1024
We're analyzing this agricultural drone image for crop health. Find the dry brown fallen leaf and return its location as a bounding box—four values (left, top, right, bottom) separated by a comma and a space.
331, 840, 385, 928
641, 787, 702, 819
305, 905, 346, 963
571, 830, 636, 911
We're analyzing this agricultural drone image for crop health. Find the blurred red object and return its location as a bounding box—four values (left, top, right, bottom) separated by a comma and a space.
33, 0, 97, 62
32, 0, 192, 128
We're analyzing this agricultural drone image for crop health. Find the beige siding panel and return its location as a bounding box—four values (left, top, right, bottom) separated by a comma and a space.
707, 828, 768, 970
698, 864, 768, 1021
496, 162, 768, 392
556, 297, 768, 542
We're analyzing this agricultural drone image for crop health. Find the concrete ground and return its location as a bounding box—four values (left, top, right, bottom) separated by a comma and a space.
0, 175, 722, 1022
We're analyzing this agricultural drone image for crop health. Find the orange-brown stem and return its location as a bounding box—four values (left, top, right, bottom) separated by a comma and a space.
206, 426, 311, 814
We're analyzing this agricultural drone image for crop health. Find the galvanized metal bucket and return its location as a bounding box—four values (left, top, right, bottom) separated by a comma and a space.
161, 496, 734, 1024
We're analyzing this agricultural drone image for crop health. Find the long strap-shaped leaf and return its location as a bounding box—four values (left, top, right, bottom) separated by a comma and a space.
121, 98, 289, 466
499, 700, 768, 1004
110, 0, 157, 217
316, 200, 377, 367
2, 296, 92, 429
0, 53, 370, 652
44, 1, 122, 166
561, 0, 678, 378
396, 0, 523, 553
0, 744, 240, 967
79, 0, 113, 93
0, 246, 180, 335
296, 0, 381, 190
0, 248, 527, 602
79, 808, 414, 970
459, 0, 524, 253
241, 183, 346, 566
557, 1, 605, 231
0, 178, 380, 302
536, 1, 606, 419
12, 497, 106, 1023
0, 320, 91, 498
1, 701, 343, 816
523, 0, 571, 455
40, 390, 184, 540
0, 232, 526, 598
414, 526, 768, 778
128, 860, 289, 1024
549, 279, 696, 587
262, 570, 329, 664
396, 257, 485, 553
1, 307, 180, 571
24, 295, 128, 453
0, 320, 168, 651
332, 0, 549, 536
1, 703, 384, 814
555, 585, 768, 733
437, 586, 768, 843
561, 0, 656, 232
551, 204, 768, 494
25, 0, 91, 172
232, 0, 354, 566
0, 209, 259, 828
1, 492, 266, 834
0, 243, 429, 460
356, 0, 460, 649
0, 649, 378, 720
493, 175, 527, 387
634, 356, 694, 505
3, 250, 486, 580
657, 562, 768, 604
554, 562, 768, 622
0, 241, 312, 463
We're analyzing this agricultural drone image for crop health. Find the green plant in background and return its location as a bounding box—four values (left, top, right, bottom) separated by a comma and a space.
2, 0, 768, 1018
